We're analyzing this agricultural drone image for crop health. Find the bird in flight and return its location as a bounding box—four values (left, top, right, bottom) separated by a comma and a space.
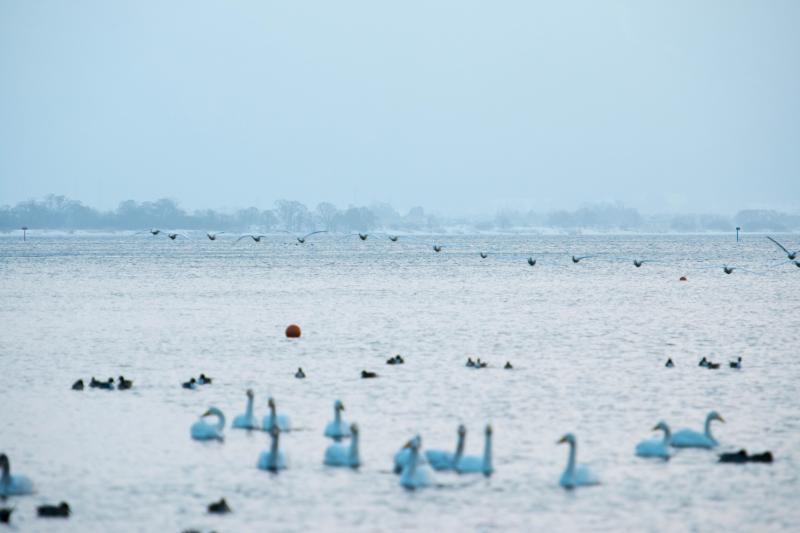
433, 245, 442, 252
527, 257, 537, 266
766, 236, 798, 260
571, 255, 593, 263
206, 232, 225, 240
167, 232, 190, 240
279, 230, 327, 243
297, 230, 327, 243
235, 234, 266, 243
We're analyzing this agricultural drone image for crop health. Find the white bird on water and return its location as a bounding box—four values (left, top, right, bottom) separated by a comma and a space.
425, 425, 466, 471
324, 400, 351, 441
190, 407, 226, 441
232, 389, 259, 430
455, 424, 493, 476
0, 454, 34, 496
394, 439, 429, 474
635, 421, 671, 460
324, 423, 361, 468
257, 426, 287, 471
400, 436, 434, 490
670, 411, 724, 449
262, 397, 291, 432
558, 433, 600, 489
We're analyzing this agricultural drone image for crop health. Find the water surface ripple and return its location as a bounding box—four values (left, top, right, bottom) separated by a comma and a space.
0, 234, 798, 532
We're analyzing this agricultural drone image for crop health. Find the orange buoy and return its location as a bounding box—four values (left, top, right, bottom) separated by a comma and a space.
679, 276, 687, 281
285, 324, 301, 338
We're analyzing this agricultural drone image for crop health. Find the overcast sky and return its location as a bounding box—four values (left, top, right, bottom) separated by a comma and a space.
1, 1, 798, 215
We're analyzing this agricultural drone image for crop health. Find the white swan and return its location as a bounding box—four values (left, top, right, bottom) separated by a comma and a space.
635, 421, 671, 460
324, 400, 351, 441
425, 425, 466, 471
262, 397, 291, 432
455, 425, 493, 476
324, 423, 360, 468
400, 436, 433, 490
0, 454, 34, 496
671, 411, 724, 448
394, 439, 429, 474
232, 389, 259, 430
190, 407, 225, 441
558, 433, 600, 489
257, 426, 287, 471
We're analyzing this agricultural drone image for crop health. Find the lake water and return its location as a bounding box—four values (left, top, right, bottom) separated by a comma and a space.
1, 233, 798, 532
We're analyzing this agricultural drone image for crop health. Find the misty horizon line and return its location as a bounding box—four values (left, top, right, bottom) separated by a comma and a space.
1, 194, 799, 233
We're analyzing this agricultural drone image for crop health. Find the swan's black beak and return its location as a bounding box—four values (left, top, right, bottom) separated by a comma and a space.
651, 425, 660, 431
557, 436, 567, 444
202, 410, 212, 417
718, 416, 725, 423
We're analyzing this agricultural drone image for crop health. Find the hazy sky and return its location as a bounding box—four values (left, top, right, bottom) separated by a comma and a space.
1, 1, 798, 215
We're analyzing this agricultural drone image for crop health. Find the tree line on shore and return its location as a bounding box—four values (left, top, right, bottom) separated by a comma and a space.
1, 195, 798, 233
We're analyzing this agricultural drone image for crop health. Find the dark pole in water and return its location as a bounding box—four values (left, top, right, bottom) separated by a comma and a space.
736, 226, 740, 242
21, 226, 28, 241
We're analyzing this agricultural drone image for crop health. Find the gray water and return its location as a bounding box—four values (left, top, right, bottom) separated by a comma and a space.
1, 234, 798, 532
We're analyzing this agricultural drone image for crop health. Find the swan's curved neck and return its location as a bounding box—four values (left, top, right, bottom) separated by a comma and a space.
334, 406, 342, 425
245, 396, 253, 418
349, 432, 360, 463
270, 432, 280, 468
0, 461, 8, 482
270, 402, 277, 417
454, 432, 465, 459
566, 441, 576, 476
213, 411, 226, 431
408, 446, 419, 477
704, 417, 715, 439
483, 432, 492, 470
661, 426, 671, 443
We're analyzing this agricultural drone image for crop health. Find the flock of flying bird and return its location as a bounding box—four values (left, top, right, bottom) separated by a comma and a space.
129, 229, 800, 275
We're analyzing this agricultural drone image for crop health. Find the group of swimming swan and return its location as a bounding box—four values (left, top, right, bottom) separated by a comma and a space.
635, 412, 726, 461
191, 390, 292, 440
132, 230, 800, 273
0, 406, 745, 504
392, 424, 494, 489
185, 396, 741, 492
